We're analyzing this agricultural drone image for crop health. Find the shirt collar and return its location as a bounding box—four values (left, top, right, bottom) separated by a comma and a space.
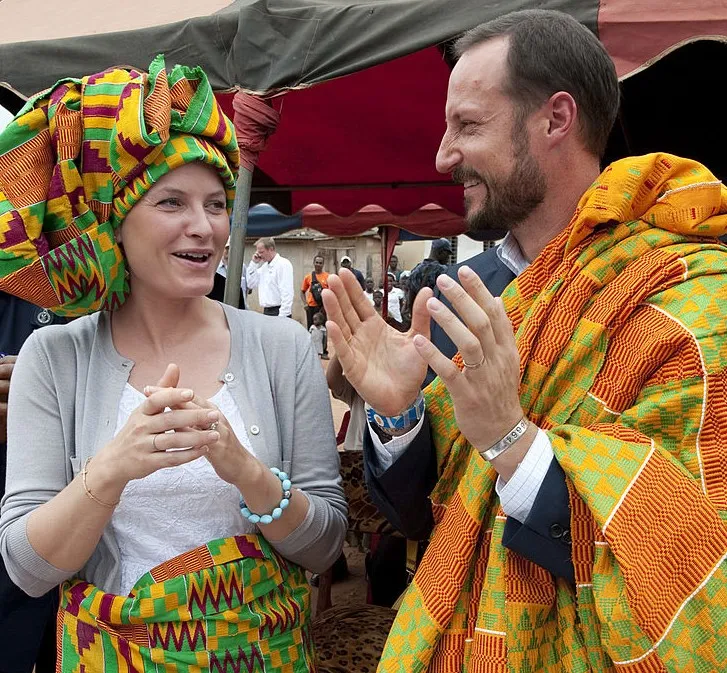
496, 232, 530, 277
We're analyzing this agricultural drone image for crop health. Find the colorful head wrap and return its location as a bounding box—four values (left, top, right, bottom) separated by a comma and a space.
0, 55, 239, 316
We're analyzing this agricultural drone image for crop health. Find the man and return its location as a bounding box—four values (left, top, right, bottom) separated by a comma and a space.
323, 10, 727, 672
300, 254, 329, 329
339, 255, 365, 290
407, 238, 453, 306
0, 292, 65, 673
387, 253, 403, 281
245, 237, 294, 317
207, 237, 247, 309
363, 277, 376, 304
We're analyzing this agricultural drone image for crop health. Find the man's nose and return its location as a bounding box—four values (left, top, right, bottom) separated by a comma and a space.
435, 129, 461, 175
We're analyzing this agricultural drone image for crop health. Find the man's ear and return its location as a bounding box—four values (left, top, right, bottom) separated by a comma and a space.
544, 91, 578, 147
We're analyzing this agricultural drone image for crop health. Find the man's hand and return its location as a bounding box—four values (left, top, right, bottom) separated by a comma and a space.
0, 355, 18, 444
322, 269, 431, 416
411, 266, 533, 478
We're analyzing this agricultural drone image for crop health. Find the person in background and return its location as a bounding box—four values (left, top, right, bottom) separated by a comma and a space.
339, 256, 365, 290
406, 238, 452, 308
385, 273, 405, 325
246, 237, 294, 317
0, 57, 345, 671
398, 270, 412, 330
309, 312, 328, 360
387, 254, 403, 281
0, 294, 65, 673
207, 237, 247, 309
300, 254, 329, 329
373, 289, 403, 331
363, 277, 376, 304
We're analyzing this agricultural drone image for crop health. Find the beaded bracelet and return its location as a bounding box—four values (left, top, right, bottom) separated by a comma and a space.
240, 467, 292, 525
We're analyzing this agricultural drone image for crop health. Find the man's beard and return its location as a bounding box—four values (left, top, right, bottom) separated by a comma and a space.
454, 127, 547, 234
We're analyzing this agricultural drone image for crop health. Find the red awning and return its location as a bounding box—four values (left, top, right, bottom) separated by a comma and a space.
217, 46, 464, 219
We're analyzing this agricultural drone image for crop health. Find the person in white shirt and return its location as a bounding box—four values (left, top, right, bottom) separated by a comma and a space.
245, 237, 294, 317
363, 277, 376, 305
208, 238, 247, 309
385, 272, 404, 324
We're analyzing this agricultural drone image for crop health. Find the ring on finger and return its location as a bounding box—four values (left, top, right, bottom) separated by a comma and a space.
151, 433, 161, 450
208, 421, 219, 432
462, 353, 485, 369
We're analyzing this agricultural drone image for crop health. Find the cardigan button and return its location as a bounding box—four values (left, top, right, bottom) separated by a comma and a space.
250, 425, 260, 435
224, 372, 235, 383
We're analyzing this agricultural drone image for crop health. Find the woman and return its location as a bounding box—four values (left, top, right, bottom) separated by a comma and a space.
0, 57, 346, 671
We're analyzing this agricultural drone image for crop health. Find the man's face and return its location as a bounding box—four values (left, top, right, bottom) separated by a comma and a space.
341, 259, 351, 270
389, 255, 398, 270
222, 245, 230, 265
373, 291, 383, 307
256, 242, 273, 262
436, 37, 547, 234
365, 278, 375, 292
314, 256, 324, 273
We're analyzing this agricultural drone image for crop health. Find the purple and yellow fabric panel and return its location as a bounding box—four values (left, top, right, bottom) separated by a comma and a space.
57, 534, 314, 673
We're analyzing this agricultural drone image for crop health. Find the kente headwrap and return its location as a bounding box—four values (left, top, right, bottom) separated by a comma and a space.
379, 154, 727, 672
0, 54, 239, 317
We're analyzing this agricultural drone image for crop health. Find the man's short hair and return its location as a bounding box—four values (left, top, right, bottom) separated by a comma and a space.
313, 254, 324, 262
454, 10, 619, 158
255, 237, 276, 250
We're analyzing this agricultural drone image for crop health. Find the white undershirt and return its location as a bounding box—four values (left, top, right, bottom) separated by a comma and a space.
369, 233, 555, 524
111, 383, 255, 595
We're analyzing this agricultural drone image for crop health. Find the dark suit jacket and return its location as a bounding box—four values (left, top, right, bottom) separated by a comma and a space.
363, 247, 576, 582
207, 271, 245, 309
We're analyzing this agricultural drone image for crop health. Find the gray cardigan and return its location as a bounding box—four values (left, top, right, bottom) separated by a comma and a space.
0, 304, 346, 597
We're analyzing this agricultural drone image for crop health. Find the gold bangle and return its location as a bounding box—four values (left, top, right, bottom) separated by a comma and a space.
81, 458, 119, 509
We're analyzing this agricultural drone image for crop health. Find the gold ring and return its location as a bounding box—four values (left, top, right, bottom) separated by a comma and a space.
462, 354, 485, 369
209, 421, 219, 432
152, 434, 160, 450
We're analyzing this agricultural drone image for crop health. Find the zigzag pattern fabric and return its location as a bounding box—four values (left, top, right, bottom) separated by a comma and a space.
379, 154, 727, 672
57, 534, 315, 672
0, 54, 239, 317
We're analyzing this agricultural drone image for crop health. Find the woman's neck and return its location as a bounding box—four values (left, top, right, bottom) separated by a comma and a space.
112, 290, 219, 355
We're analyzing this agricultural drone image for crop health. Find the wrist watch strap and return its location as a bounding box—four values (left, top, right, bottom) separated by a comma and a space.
365, 393, 425, 432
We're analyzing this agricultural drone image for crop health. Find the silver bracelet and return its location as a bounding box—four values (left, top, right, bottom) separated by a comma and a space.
479, 418, 529, 462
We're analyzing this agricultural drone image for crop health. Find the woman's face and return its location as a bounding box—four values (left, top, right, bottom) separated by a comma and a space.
118, 162, 229, 300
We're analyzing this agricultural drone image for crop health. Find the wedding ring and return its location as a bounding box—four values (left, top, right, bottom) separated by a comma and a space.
209, 422, 219, 432
152, 434, 160, 450
462, 354, 485, 369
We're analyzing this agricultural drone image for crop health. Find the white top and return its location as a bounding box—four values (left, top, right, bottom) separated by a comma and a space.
216, 261, 248, 294
309, 325, 326, 355
246, 253, 294, 317
370, 233, 554, 524
111, 383, 256, 595
387, 287, 404, 323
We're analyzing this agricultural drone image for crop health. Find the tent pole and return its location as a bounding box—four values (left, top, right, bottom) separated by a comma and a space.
224, 166, 253, 307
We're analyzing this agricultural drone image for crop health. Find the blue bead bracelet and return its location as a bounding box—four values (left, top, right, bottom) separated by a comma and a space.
240, 467, 292, 525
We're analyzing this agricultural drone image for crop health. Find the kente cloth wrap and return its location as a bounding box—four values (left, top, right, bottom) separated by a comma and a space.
0, 54, 239, 317
379, 154, 727, 673
57, 534, 315, 673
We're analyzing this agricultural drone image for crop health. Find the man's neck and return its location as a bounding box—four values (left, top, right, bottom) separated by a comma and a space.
511, 160, 601, 262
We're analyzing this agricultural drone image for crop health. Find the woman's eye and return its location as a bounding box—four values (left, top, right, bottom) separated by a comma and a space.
207, 200, 226, 211
158, 197, 182, 207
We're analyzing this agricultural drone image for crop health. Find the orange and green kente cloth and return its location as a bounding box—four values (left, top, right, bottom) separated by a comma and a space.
57, 534, 315, 672
379, 153, 727, 673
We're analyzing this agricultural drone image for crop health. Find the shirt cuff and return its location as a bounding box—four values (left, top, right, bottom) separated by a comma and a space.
367, 413, 426, 471
495, 428, 553, 524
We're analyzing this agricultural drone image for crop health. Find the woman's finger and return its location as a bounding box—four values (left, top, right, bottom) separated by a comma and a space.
436, 274, 498, 356
412, 335, 465, 392
141, 388, 196, 415
426, 296, 486, 367
142, 386, 213, 411
153, 445, 210, 469
150, 429, 219, 452
155, 363, 180, 389
148, 408, 219, 434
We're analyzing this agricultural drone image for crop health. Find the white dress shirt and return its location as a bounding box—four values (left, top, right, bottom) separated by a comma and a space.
216, 261, 248, 294
369, 233, 555, 524
246, 253, 294, 317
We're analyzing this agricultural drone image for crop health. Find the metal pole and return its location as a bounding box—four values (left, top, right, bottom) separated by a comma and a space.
224, 166, 253, 307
